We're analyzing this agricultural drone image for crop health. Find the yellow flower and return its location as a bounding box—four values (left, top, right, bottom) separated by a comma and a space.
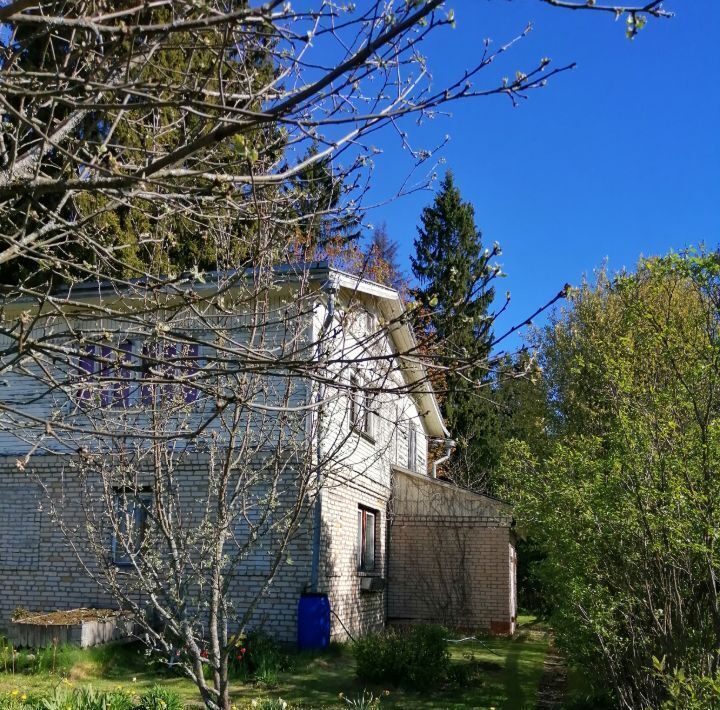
21, 694, 27, 701
11, 690, 18, 696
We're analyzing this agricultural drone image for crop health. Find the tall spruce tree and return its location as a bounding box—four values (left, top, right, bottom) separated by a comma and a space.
411, 170, 501, 490
0, 3, 286, 285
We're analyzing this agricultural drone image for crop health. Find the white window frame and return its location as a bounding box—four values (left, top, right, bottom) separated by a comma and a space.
140, 340, 201, 407
408, 422, 418, 472
349, 370, 375, 441
357, 506, 377, 573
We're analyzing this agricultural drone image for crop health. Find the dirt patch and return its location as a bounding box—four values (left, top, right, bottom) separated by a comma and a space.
536, 636, 567, 709
69, 662, 97, 681
12, 608, 128, 626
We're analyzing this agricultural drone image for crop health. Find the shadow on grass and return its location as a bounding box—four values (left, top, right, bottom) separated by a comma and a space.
0, 621, 551, 709
229, 627, 550, 710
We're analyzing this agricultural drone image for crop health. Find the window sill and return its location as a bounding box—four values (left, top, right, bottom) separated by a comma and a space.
359, 575, 385, 593
351, 427, 375, 445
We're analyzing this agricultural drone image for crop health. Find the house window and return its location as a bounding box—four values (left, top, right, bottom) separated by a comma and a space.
141, 341, 200, 405
349, 372, 374, 440
357, 506, 377, 573
76, 344, 97, 403
101, 340, 133, 408
112, 489, 151, 566
76, 341, 133, 408
180, 342, 200, 404
408, 422, 417, 472
140, 341, 158, 406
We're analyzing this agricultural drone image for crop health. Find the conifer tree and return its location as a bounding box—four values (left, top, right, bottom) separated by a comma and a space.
411, 170, 501, 489
0, 3, 285, 285
366, 222, 405, 290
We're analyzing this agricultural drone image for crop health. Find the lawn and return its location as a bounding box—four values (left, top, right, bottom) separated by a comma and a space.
0, 618, 549, 709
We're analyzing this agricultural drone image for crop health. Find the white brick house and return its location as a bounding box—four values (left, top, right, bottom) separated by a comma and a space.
0, 263, 516, 642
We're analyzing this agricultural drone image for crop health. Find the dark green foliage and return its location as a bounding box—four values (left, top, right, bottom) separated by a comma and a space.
285, 144, 361, 262
228, 632, 292, 684
514, 538, 551, 618
654, 659, 720, 710
353, 625, 450, 690
0, 3, 284, 286
411, 170, 501, 490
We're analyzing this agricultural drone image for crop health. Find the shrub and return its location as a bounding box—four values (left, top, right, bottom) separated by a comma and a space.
653, 658, 720, 710
353, 624, 449, 689
137, 686, 183, 710
0, 684, 185, 710
229, 632, 291, 683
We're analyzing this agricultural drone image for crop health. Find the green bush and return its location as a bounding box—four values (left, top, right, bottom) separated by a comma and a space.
137, 686, 183, 710
654, 658, 720, 710
229, 632, 291, 684
353, 624, 449, 689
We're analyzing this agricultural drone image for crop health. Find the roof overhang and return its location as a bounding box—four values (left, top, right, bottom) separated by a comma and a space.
330, 268, 449, 440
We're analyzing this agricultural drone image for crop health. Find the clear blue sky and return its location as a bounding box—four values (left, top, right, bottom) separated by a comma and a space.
362, 1, 720, 351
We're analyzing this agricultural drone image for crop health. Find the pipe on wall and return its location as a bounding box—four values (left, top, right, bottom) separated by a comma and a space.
430, 438, 456, 479
309, 278, 338, 592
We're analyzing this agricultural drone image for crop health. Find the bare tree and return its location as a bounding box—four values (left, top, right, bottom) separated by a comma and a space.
0, 2, 673, 708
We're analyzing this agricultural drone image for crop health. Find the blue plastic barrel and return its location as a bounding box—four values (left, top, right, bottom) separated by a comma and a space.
297, 593, 331, 650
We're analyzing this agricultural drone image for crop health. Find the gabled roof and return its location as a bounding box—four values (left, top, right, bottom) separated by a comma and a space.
325, 266, 448, 440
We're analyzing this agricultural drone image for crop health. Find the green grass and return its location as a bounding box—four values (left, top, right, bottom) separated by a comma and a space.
0, 619, 549, 709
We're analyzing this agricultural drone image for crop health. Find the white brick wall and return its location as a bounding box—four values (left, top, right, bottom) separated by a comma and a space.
0, 282, 447, 644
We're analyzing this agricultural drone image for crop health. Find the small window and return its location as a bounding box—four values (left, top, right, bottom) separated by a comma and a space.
357, 506, 377, 573
140, 342, 158, 406
76, 342, 133, 408
108, 340, 133, 408
140, 341, 200, 406
349, 371, 374, 439
408, 423, 417, 472
112, 489, 151, 566
76, 344, 97, 403
181, 342, 201, 404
